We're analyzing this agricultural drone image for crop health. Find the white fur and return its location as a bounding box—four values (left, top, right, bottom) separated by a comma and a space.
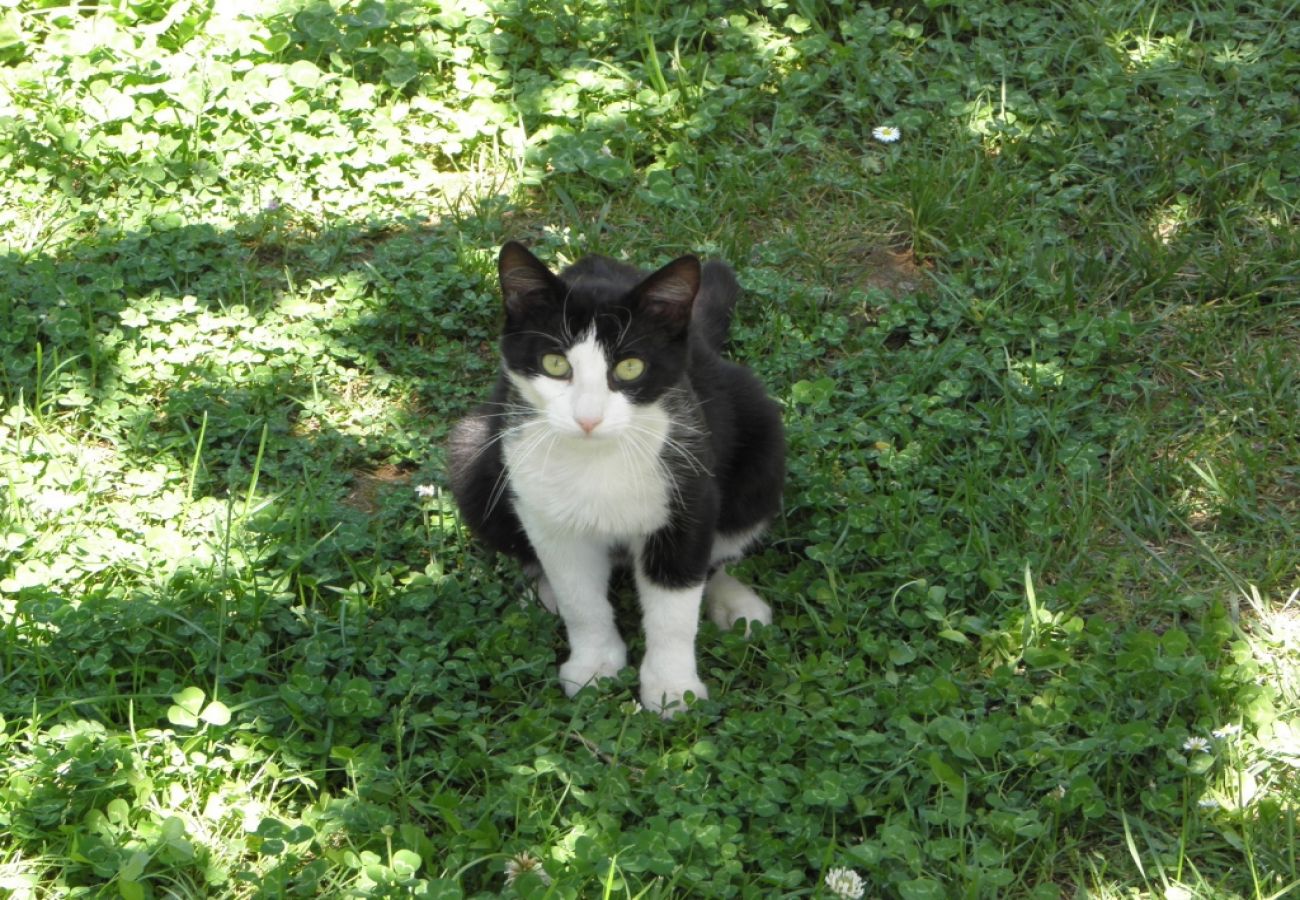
705, 569, 771, 632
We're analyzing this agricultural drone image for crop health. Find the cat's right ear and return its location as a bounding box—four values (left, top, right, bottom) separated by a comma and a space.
499, 241, 559, 315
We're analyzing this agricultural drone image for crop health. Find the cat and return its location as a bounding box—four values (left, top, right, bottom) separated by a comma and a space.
448, 241, 785, 715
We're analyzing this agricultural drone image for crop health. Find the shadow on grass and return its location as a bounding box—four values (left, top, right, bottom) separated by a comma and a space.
0, 192, 557, 890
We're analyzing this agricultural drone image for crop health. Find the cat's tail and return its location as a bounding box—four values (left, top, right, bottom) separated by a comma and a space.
691, 260, 741, 353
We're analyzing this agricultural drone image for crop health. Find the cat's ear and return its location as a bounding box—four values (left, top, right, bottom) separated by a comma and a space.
633, 255, 700, 330
499, 241, 560, 314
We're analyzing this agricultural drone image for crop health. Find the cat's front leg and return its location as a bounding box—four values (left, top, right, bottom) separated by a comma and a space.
636, 503, 715, 716
634, 570, 709, 716
530, 533, 626, 695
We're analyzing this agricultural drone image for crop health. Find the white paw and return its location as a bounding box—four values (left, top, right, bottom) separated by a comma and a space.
639, 667, 709, 718
558, 646, 627, 697
705, 571, 771, 634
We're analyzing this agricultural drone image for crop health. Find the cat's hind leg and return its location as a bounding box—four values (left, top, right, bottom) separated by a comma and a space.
705, 568, 771, 632
704, 525, 772, 633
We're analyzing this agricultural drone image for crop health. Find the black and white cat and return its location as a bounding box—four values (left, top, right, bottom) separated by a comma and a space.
448, 241, 784, 715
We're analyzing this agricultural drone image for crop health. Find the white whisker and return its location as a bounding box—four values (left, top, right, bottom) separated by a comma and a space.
487, 421, 551, 517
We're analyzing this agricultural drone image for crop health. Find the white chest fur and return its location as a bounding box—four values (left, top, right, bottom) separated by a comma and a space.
503, 415, 673, 538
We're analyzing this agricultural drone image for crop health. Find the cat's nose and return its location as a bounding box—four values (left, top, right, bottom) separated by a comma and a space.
576, 415, 603, 434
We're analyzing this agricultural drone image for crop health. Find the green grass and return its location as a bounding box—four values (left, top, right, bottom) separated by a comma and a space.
1, 0, 1298, 897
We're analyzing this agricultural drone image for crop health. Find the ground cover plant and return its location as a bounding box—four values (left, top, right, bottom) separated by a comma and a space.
1, 0, 1297, 896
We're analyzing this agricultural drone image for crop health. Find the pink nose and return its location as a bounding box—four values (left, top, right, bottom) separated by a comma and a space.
576, 415, 602, 434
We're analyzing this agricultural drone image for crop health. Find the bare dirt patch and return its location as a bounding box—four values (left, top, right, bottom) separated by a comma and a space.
344, 463, 417, 514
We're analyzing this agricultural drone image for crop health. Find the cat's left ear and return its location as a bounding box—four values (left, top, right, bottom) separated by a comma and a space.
633, 255, 700, 331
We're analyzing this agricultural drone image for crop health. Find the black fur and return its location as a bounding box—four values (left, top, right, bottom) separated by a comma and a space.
448, 242, 784, 588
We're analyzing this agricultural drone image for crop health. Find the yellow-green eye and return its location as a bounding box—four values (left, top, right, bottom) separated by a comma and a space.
541, 353, 571, 378
613, 357, 645, 381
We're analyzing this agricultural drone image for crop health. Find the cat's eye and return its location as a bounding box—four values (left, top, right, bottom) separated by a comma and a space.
613, 357, 646, 382
540, 353, 571, 378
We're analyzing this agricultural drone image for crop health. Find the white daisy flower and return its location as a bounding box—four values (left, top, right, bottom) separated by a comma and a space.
824, 867, 866, 899
1198, 797, 1220, 809
1211, 724, 1241, 739
414, 484, 438, 499
1182, 736, 1211, 753
872, 125, 901, 143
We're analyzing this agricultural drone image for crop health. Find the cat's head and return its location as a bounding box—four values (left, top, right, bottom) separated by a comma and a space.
497, 241, 698, 441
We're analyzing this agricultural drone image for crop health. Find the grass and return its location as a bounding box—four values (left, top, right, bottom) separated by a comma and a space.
1, 0, 1297, 897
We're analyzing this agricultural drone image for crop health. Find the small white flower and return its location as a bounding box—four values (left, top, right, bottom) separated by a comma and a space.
824, 866, 866, 899
599, 144, 613, 158
1182, 736, 1211, 753
1165, 886, 1193, 900
872, 125, 901, 143
1198, 797, 1220, 809
1051, 784, 1067, 800
415, 484, 438, 499
1212, 724, 1241, 739
504, 852, 550, 886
